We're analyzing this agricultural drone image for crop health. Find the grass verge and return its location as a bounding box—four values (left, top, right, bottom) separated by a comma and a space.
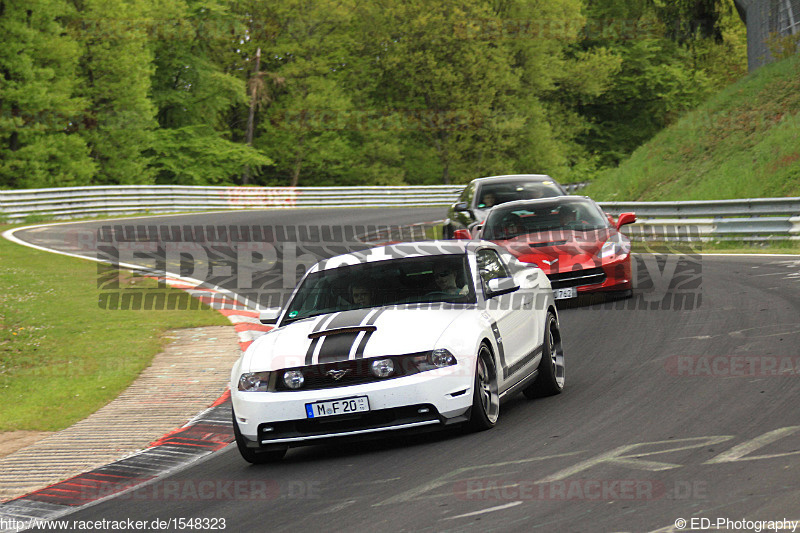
632, 239, 800, 255
0, 224, 229, 432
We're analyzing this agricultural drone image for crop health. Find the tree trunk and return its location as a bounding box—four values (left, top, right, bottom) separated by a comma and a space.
290, 135, 305, 187
242, 48, 261, 185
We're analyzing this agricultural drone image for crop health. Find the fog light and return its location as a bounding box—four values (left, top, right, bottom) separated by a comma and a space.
370, 358, 395, 378
283, 370, 305, 389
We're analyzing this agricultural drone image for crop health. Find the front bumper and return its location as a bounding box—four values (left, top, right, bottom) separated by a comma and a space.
232, 365, 473, 447
547, 256, 632, 294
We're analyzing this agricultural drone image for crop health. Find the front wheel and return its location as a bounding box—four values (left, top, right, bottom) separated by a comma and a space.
524, 311, 565, 398
232, 410, 288, 464
469, 343, 500, 430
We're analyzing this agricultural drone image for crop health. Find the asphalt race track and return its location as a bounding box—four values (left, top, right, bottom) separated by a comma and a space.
10, 208, 800, 533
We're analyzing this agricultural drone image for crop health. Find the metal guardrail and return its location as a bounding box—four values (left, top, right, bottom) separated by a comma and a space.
1, 186, 798, 241
0, 185, 463, 220
599, 198, 800, 241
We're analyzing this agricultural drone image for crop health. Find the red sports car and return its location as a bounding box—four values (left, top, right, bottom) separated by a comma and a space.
461, 196, 636, 301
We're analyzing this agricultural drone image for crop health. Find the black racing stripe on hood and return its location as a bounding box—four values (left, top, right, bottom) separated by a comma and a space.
317, 332, 361, 363
354, 308, 386, 358
305, 337, 320, 365
304, 315, 333, 365
311, 314, 332, 333
365, 308, 385, 326
323, 308, 373, 330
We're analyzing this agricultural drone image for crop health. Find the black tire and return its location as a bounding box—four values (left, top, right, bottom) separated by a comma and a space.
524, 311, 565, 399
469, 343, 500, 431
232, 410, 288, 464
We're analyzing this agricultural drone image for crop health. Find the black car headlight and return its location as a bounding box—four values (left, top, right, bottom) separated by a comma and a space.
409, 349, 458, 372
238, 372, 271, 392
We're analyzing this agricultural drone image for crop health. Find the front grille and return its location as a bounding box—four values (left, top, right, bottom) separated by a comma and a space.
548, 266, 606, 289
258, 404, 441, 442
274, 353, 428, 391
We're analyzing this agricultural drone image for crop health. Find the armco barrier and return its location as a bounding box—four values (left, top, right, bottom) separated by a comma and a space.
600, 198, 800, 241
0, 185, 463, 220
0, 186, 798, 241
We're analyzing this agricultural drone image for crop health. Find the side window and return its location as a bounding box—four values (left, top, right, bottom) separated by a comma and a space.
461, 182, 475, 205
476, 249, 510, 285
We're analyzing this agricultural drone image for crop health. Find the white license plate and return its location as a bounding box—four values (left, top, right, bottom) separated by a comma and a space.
554, 287, 577, 300
306, 396, 370, 419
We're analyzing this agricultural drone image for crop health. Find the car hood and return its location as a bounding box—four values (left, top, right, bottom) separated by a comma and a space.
243, 307, 468, 372
494, 228, 613, 275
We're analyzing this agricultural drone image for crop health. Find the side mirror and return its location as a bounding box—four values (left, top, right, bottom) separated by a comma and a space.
453, 229, 472, 240
454, 202, 470, 212
259, 308, 281, 325
486, 277, 519, 298
616, 212, 637, 229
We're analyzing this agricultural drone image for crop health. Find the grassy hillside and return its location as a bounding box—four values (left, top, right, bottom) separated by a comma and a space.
584, 54, 800, 201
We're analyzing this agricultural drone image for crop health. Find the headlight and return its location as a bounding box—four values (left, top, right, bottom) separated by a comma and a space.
409, 349, 458, 371
598, 236, 630, 260
283, 370, 305, 389
238, 372, 271, 392
429, 348, 457, 368
370, 358, 395, 378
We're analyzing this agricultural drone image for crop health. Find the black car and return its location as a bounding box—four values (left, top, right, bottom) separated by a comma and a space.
443, 175, 567, 238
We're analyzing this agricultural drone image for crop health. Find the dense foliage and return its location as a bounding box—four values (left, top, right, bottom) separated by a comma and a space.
584, 53, 800, 201
0, 0, 746, 188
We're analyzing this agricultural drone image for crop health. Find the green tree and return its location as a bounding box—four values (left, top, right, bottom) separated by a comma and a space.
0, 0, 95, 189
573, 0, 746, 169
70, 0, 158, 184
652, 0, 728, 44
491, 0, 622, 182
242, 0, 376, 187
355, 0, 528, 184
146, 0, 271, 184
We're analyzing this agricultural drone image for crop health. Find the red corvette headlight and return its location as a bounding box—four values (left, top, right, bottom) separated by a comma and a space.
598, 236, 630, 260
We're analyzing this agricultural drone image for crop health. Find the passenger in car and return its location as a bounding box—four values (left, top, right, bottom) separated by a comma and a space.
480, 192, 498, 208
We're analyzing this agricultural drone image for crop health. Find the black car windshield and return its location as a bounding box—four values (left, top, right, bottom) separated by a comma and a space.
282, 255, 476, 323
476, 180, 564, 209
482, 199, 609, 240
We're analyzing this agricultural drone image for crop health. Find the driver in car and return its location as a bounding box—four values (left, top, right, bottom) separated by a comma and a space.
559, 206, 578, 227
431, 263, 468, 296
350, 282, 373, 307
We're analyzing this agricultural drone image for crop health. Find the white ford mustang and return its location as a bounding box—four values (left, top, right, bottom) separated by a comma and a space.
231, 241, 565, 462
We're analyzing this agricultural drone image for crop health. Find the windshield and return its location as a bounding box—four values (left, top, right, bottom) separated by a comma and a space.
482, 199, 609, 240
476, 180, 564, 209
283, 255, 476, 324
